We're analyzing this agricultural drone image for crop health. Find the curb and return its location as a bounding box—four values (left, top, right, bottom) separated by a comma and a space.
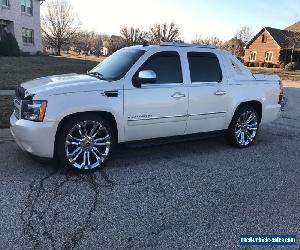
0, 90, 15, 96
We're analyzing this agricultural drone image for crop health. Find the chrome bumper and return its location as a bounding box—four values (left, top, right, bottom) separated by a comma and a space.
10, 115, 57, 158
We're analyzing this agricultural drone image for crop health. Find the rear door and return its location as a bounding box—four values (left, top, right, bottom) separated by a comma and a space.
123, 51, 188, 141
185, 51, 229, 134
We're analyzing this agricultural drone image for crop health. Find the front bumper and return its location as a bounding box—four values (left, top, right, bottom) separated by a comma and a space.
10, 114, 57, 158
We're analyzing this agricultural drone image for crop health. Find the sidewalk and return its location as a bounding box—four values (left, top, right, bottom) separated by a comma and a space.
0, 90, 14, 96
0, 129, 13, 142
284, 80, 300, 88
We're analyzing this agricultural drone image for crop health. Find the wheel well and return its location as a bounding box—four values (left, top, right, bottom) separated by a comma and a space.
236, 101, 262, 122
54, 111, 118, 154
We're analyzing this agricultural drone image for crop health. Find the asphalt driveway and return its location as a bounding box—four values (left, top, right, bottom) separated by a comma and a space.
0, 88, 299, 250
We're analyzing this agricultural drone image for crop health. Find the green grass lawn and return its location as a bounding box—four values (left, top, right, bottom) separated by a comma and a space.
249, 67, 300, 81
0, 96, 13, 128
0, 55, 101, 128
0, 55, 100, 90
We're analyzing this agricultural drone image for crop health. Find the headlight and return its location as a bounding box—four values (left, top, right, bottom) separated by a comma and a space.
21, 100, 47, 122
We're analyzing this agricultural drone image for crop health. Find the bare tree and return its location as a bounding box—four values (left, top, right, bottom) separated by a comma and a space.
106, 35, 125, 54
92, 34, 104, 51
42, 0, 80, 55
120, 27, 147, 46
148, 22, 180, 44
72, 31, 109, 55
285, 31, 300, 63
192, 35, 223, 48
235, 26, 254, 45
72, 30, 93, 53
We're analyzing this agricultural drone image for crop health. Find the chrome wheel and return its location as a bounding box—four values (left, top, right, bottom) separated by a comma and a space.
234, 110, 258, 146
65, 121, 111, 170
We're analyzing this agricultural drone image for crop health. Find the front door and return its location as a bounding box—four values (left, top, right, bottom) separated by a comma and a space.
186, 51, 228, 134
124, 51, 188, 141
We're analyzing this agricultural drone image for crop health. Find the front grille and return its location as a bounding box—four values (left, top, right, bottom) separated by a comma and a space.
15, 86, 26, 99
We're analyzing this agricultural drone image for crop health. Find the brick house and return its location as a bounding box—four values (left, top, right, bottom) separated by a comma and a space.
222, 38, 244, 57
244, 23, 300, 65
0, 0, 43, 54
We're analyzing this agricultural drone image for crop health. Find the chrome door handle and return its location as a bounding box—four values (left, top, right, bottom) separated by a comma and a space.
171, 92, 186, 99
102, 90, 118, 97
214, 90, 226, 96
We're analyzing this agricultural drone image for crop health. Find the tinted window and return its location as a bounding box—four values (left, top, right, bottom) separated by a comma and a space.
140, 52, 182, 84
90, 48, 145, 81
188, 52, 222, 82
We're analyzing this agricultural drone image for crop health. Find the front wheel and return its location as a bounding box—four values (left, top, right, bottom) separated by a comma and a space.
227, 106, 260, 148
56, 114, 116, 172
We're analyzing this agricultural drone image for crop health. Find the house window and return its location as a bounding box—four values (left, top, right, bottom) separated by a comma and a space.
265, 51, 273, 62
21, 0, 32, 15
249, 51, 257, 61
262, 34, 267, 43
22, 28, 34, 44
2, 0, 9, 7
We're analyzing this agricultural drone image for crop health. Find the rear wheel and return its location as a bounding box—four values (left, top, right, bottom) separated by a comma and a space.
227, 106, 259, 148
56, 114, 116, 172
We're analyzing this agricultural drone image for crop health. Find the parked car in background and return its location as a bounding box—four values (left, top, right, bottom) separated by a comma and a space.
10, 42, 283, 172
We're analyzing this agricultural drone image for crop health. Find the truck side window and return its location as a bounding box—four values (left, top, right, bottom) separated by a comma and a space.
188, 52, 222, 83
139, 52, 182, 84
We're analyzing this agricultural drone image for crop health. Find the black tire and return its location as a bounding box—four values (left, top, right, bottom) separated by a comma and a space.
56, 113, 116, 172
227, 105, 260, 148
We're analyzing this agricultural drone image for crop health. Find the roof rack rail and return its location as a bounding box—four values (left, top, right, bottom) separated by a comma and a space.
160, 42, 215, 49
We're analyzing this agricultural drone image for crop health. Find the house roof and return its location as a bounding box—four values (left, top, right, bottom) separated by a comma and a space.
266, 27, 296, 48
246, 27, 300, 49
223, 38, 243, 45
285, 21, 300, 32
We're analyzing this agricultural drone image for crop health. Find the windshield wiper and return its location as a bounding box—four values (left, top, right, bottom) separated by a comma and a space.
87, 72, 105, 80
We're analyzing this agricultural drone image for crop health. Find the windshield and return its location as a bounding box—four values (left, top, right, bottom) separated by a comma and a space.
89, 48, 145, 81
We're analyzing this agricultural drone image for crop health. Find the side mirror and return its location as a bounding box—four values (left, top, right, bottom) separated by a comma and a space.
133, 70, 156, 88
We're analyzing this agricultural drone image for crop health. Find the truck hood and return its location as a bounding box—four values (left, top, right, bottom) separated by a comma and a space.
21, 74, 113, 97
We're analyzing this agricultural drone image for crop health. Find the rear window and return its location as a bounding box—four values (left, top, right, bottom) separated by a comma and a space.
188, 52, 222, 82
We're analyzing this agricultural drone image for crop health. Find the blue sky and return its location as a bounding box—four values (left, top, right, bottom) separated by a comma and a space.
41, 0, 300, 41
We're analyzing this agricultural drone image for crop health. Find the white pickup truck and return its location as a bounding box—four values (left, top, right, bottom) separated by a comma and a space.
10, 42, 283, 171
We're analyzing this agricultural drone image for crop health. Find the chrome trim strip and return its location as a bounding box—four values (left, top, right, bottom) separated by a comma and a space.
128, 114, 186, 122
127, 112, 227, 122
189, 111, 227, 117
